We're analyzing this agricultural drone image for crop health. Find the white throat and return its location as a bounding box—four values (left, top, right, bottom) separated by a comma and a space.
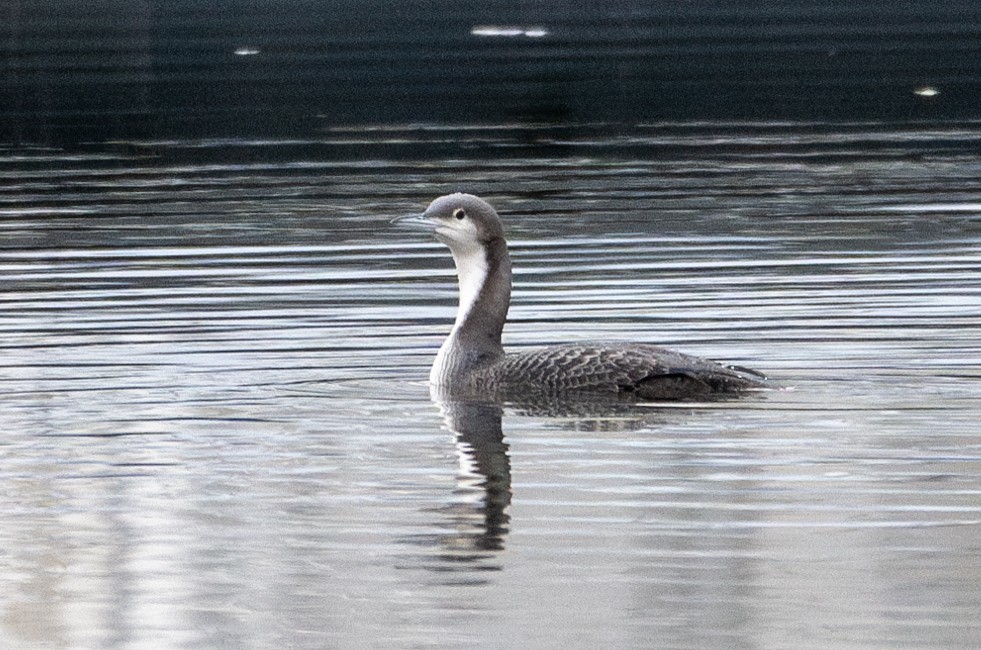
430, 243, 490, 384
452, 246, 489, 329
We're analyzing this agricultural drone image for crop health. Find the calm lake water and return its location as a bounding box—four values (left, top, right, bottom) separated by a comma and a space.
2, 122, 980, 649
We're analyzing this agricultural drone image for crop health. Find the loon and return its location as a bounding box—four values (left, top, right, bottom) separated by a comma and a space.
401, 193, 768, 402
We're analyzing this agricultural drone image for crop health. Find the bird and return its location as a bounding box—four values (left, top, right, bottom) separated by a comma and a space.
399, 193, 768, 402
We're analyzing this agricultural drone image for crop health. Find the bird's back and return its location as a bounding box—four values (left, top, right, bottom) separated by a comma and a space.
463, 343, 767, 401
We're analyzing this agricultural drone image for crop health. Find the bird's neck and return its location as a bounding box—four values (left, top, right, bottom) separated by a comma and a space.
431, 237, 511, 384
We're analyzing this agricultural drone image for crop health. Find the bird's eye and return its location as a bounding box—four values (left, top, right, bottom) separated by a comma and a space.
453, 208, 466, 220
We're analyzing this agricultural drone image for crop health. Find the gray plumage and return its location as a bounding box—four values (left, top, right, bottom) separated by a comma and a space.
403, 193, 768, 402
470, 343, 764, 400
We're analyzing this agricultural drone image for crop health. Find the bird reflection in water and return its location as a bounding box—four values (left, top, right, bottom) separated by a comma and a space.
394, 391, 512, 577
437, 396, 512, 555
402, 387, 682, 575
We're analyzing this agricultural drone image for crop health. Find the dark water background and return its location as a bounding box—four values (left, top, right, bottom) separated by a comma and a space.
4, 1, 981, 143
2, 121, 980, 648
